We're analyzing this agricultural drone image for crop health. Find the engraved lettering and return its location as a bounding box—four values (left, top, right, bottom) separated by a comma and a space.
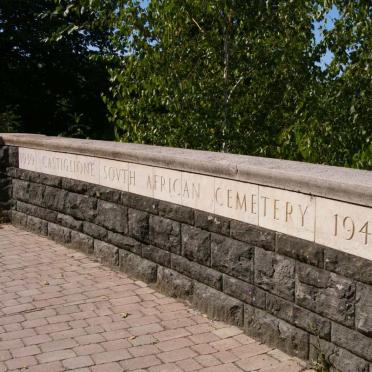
343, 216, 355, 240
261, 196, 269, 217
183, 181, 190, 198
359, 221, 370, 245
236, 192, 247, 211
129, 170, 135, 186
227, 189, 233, 209
192, 183, 200, 199
215, 187, 223, 206
173, 178, 180, 196
298, 204, 308, 227
334, 214, 338, 236
285, 202, 293, 222
273, 199, 280, 220
251, 194, 257, 214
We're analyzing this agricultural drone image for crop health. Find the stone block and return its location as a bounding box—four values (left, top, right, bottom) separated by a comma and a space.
296, 262, 355, 327
28, 182, 45, 207
121, 191, 158, 214
244, 304, 309, 360
309, 335, 369, 372
56, 213, 82, 231
0, 146, 8, 169
325, 248, 372, 285
6, 166, 18, 179
149, 215, 180, 254
254, 247, 295, 301
276, 234, 324, 267
88, 185, 121, 204
95, 200, 127, 233
43, 186, 67, 212
230, 221, 275, 250
223, 275, 266, 309
29, 173, 61, 188
26, 215, 48, 236
12, 179, 29, 202
158, 200, 194, 225
194, 211, 230, 236
171, 254, 222, 290
0, 178, 11, 202
106, 232, 142, 256
83, 222, 107, 240
8, 146, 18, 168
70, 231, 94, 254
94, 240, 119, 267
128, 208, 149, 242
142, 245, 171, 267
266, 293, 331, 339
192, 282, 243, 327
61, 178, 90, 194
356, 283, 372, 336
11, 210, 27, 227
119, 250, 157, 283
157, 267, 193, 299
17, 201, 57, 223
64, 192, 97, 222
211, 234, 254, 283
181, 225, 210, 266
48, 223, 71, 244
332, 323, 372, 363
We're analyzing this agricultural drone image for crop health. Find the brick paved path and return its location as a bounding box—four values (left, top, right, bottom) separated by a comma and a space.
0, 224, 312, 372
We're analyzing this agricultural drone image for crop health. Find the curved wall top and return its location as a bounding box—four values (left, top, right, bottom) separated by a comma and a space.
1, 133, 372, 260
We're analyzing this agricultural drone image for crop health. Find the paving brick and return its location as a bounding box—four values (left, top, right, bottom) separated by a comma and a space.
121, 355, 161, 370
40, 338, 78, 353
176, 358, 202, 371
129, 344, 159, 357
73, 343, 105, 355
91, 362, 123, 372
37, 349, 76, 363
158, 347, 197, 363
92, 349, 131, 364
0, 225, 309, 372
11, 345, 40, 358
26, 361, 64, 372
236, 354, 279, 371
6, 355, 38, 370
62, 355, 94, 369
74, 333, 105, 346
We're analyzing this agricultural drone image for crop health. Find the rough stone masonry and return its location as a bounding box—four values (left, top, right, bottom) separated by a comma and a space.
0, 134, 371, 372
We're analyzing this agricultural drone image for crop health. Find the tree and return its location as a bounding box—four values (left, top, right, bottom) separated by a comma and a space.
280, 1, 372, 169
104, 1, 318, 158
13, 0, 372, 169
0, 0, 113, 138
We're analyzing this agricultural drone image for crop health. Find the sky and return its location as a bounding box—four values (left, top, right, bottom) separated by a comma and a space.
314, 5, 340, 69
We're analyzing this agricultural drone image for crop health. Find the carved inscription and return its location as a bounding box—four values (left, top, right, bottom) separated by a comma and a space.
316, 198, 372, 260
19, 148, 37, 170
259, 186, 315, 241
17, 147, 372, 260
214, 178, 258, 224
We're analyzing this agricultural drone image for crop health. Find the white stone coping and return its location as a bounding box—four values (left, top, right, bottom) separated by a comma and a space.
2, 133, 372, 260
1, 133, 371, 207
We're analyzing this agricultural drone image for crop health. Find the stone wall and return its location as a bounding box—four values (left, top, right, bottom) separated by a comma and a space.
0, 143, 372, 372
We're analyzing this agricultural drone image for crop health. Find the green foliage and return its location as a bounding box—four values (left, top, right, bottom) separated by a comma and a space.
7, 0, 372, 169
105, 1, 318, 157
0, 106, 21, 133
280, 1, 372, 169
0, 0, 113, 139
101, 0, 371, 168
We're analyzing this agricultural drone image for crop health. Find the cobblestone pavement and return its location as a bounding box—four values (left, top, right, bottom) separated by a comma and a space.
0, 224, 313, 372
